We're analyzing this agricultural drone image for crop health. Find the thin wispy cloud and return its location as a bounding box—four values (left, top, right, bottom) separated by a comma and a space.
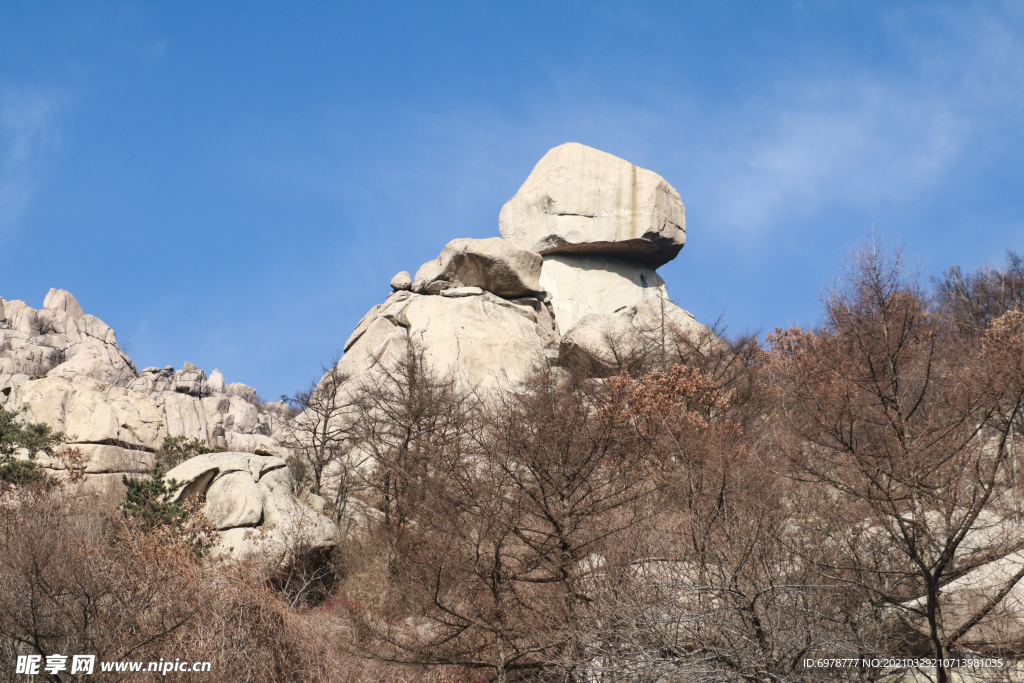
696, 3, 1024, 236
0, 86, 62, 235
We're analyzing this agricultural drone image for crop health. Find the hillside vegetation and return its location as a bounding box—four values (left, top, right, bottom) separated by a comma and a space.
3, 240, 1024, 682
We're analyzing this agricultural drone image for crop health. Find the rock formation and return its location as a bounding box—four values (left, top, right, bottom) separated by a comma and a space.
334, 142, 707, 394
164, 452, 340, 563
0, 291, 292, 514
0, 288, 138, 388
1, 141, 708, 563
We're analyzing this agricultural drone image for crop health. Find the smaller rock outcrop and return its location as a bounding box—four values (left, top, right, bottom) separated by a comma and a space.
339, 285, 557, 391
390, 271, 412, 291
412, 237, 543, 298
1, 291, 293, 505
173, 361, 207, 396
165, 452, 340, 562
0, 289, 138, 390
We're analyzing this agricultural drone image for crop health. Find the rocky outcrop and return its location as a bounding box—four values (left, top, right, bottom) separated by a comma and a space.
0, 291, 291, 508
323, 142, 706, 397
412, 237, 543, 298
0, 293, 285, 450
499, 142, 686, 268
339, 286, 556, 391
8, 375, 166, 451
0, 289, 138, 390
165, 452, 340, 562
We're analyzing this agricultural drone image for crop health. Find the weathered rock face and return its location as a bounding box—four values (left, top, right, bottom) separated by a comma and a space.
2, 374, 164, 503
204, 471, 263, 529
0, 291, 288, 507
8, 375, 166, 451
539, 253, 669, 333
499, 143, 686, 268
0, 289, 138, 390
42, 288, 84, 319
165, 452, 340, 562
339, 288, 557, 391
174, 361, 207, 396
405, 292, 554, 388
559, 298, 707, 376
412, 237, 543, 298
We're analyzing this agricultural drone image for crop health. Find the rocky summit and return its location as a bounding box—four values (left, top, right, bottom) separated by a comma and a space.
338, 143, 707, 392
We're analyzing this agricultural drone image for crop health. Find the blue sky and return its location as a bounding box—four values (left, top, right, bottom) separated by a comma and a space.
2, 1, 1023, 399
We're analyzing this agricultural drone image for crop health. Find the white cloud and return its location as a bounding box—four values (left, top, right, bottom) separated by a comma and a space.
693, 2, 1024, 237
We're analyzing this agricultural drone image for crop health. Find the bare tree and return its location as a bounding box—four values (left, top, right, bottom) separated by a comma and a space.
935, 249, 1024, 336
277, 361, 365, 524
348, 344, 474, 536
349, 360, 672, 682
767, 239, 1024, 682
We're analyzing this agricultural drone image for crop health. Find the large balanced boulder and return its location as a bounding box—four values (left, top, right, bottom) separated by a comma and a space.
499, 143, 686, 268
412, 237, 543, 298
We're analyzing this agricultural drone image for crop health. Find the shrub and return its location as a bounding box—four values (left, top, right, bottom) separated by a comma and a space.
120, 470, 187, 530
0, 404, 66, 465
0, 460, 55, 489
